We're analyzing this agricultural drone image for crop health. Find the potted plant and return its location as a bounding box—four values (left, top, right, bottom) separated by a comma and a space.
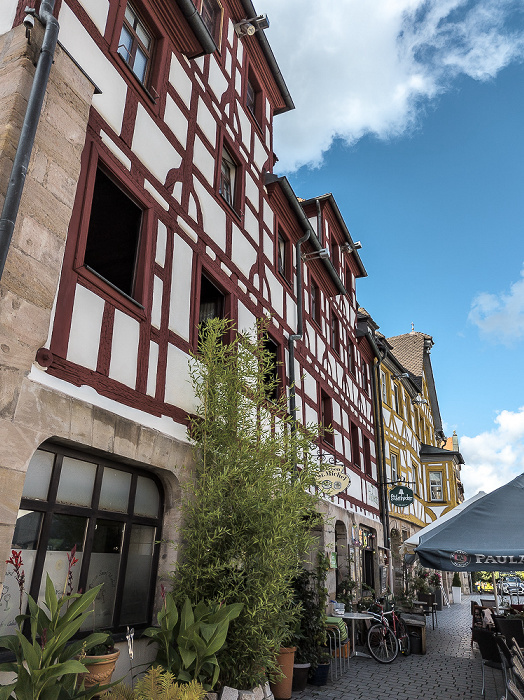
78, 632, 121, 691
452, 572, 462, 605
309, 649, 331, 687
429, 572, 443, 610
290, 554, 329, 691
336, 576, 357, 612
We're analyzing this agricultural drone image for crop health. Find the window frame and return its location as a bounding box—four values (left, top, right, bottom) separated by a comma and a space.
320, 389, 334, 446
198, 0, 223, 48
380, 370, 388, 404
277, 229, 292, 284
7, 443, 163, 634
194, 267, 233, 350
217, 141, 242, 214
73, 145, 153, 315
331, 312, 340, 355
429, 471, 444, 502
246, 68, 263, 126
310, 278, 321, 326
390, 452, 398, 483
351, 423, 360, 469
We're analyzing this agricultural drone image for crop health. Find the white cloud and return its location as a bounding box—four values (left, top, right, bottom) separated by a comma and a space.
261, 0, 524, 171
460, 406, 524, 497
468, 266, 524, 344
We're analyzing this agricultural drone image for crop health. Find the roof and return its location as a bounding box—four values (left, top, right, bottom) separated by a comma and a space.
420, 443, 464, 465
386, 331, 433, 378
298, 193, 367, 278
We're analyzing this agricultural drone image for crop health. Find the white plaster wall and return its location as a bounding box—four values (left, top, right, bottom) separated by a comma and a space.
100, 131, 131, 170
245, 172, 259, 212
78, 0, 109, 35
265, 269, 283, 319
146, 341, 159, 397
151, 276, 163, 329
0, 0, 17, 34
193, 135, 215, 185
133, 104, 181, 182
253, 133, 267, 171
59, 2, 127, 135
263, 200, 274, 231
237, 109, 251, 150
231, 225, 257, 279
303, 370, 317, 404
165, 345, 197, 412
168, 235, 193, 340
196, 97, 217, 148
156, 221, 167, 267
144, 180, 169, 211
164, 94, 188, 148
109, 310, 140, 388
193, 178, 226, 249
224, 50, 232, 76
207, 58, 229, 103
237, 301, 256, 334
244, 206, 259, 242
169, 54, 193, 109
67, 284, 105, 371
346, 473, 362, 501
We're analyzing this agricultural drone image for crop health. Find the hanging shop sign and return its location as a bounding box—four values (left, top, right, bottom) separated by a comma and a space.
317, 465, 350, 496
389, 485, 414, 508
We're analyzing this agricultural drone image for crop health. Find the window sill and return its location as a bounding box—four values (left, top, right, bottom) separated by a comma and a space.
76, 266, 146, 321
115, 53, 160, 111
219, 193, 243, 222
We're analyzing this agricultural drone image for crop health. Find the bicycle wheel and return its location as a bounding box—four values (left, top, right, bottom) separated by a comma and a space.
367, 623, 399, 663
396, 618, 411, 656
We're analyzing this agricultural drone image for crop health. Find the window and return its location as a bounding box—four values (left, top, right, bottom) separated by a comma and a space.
390, 452, 398, 482
429, 471, 444, 501
330, 240, 339, 271
263, 336, 281, 401
346, 265, 353, 295
219, 147, 237, 208
83, 167, 143, 300
1, 445, 162, 634
310, 279, 320, 325
117, 3, 153, 85
348, 341, 355, 375
198, 273, 225, 340
277, 232, 292, 282
380, 370, 388, 404
351, 423, 360, 468
393, 384, 402, 416
412, 462, 418, 495
200, 0, 222, 46
320, 390, 333, 445
246, 70, 262, 124
331, 313, 340, 355
363, 435, 372, 476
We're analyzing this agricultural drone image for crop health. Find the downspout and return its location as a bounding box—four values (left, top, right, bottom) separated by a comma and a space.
0, 0, 59, 282
289, 231, 311, 448
370, 345, 393, 591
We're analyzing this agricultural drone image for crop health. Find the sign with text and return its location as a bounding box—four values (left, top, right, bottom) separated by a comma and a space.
317, 465, 350, 496
389, 485, 414, 508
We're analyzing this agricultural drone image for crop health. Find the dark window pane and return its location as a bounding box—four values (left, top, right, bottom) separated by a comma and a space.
85, 169, 142, 298
120, 525, 155, 625
84, 520, 125, 630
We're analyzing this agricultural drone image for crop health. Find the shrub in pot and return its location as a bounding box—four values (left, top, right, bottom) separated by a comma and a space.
79, 632, 121, 691
452, 572, 462, 604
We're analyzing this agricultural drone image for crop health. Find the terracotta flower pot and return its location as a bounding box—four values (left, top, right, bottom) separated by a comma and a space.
78, 649, 120, 690
269, 647, 296, 700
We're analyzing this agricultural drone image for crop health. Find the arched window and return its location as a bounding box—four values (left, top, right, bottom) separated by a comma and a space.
1, 443, 163, 634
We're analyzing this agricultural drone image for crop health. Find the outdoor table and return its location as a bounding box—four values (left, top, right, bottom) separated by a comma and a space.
342, 612, 375, 659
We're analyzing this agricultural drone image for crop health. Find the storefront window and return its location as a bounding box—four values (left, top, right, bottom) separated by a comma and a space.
0, 444, 162, 634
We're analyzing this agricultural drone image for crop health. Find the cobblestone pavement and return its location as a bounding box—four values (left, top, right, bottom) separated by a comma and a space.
293, 596, 504, 700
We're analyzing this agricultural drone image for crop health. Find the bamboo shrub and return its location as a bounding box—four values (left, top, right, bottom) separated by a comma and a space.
172, 319, 324, 689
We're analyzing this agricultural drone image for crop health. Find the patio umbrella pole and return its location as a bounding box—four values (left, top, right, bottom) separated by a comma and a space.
492, 572, 500, 614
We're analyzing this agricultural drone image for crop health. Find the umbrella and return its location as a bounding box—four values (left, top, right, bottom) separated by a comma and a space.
414, 473, 524, 573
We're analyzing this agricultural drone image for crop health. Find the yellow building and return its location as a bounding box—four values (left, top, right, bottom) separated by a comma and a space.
374, 328, 464, 594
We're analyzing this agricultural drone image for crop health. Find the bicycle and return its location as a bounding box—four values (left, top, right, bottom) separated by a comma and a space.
365, 599, 411, 663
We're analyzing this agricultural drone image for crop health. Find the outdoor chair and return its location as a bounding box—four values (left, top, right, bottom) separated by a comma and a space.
511, 640, 524, 666
495, 616, 524, 649
416, 593, 438, 630
475, 628, 503, 697
506, 679, 524, 700
481, 598, 498, 608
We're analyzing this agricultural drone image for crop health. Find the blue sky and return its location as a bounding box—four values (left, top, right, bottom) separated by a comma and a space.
262, 0, 524, 497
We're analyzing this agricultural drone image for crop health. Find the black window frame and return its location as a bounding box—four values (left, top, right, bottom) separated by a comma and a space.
7, 443, 163, 634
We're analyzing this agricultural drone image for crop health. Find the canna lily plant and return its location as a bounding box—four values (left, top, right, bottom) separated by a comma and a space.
0, 549, 112, 700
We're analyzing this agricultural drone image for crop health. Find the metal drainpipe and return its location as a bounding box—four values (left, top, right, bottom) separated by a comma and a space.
0, 0, 59, 282
288, 231, 311, 446
370, 346, 393, 587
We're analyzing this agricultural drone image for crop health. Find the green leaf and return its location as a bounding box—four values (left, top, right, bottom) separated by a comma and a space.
0, 682, 16, 700
15, 631, 41, 670
44, 573, 59, 620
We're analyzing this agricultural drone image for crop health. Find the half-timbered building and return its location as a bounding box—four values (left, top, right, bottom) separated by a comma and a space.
0, 0, 385, 668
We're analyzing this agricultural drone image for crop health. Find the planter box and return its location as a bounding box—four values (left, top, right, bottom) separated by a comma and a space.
452, 586, 462, 605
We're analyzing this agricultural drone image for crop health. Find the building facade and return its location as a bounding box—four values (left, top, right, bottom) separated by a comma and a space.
0, 0, 387, 668
375, 330, 464, 594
